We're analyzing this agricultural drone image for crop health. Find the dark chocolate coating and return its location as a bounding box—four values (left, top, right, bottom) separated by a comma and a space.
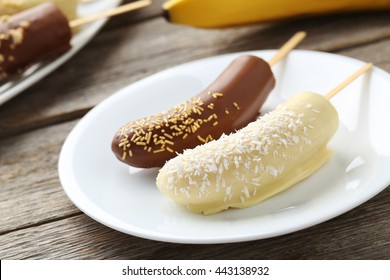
0, 3, 71, 78
162, 8, 170, 22
112, 55, 275, 168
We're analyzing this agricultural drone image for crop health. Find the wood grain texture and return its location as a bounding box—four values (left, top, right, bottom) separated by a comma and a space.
0, 186, 389, 259
336, 39, 390, 68
1, 11, 390, 138
0, 121, 80, 234
104, 0, 165, 26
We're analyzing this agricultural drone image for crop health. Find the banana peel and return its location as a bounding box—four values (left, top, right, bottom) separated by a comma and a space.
163, 0, 390, 28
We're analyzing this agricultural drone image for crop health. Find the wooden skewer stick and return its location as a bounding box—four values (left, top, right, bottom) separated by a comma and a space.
325, 63, 373, 99
268, 31, 307, 67
69, 0, 151, 28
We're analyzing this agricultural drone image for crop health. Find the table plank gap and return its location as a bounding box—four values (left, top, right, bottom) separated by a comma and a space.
325, 34, 390, 53
0, 107, 91, 140
0, 212, 82, 236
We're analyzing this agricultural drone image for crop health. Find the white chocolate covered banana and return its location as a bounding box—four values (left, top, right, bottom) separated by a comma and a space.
156, 91, 339, 214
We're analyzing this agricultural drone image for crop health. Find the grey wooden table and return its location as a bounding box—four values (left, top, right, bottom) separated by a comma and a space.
1, 1, 390, 259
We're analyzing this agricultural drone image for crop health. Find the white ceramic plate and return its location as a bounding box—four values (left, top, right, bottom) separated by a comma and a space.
0, 0, 122, 105
58, 50, 390, 244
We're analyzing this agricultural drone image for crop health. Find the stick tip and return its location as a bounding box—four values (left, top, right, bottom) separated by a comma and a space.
296, 31, 307, 39
325, 62, 374, 99
366, 62, 373, 69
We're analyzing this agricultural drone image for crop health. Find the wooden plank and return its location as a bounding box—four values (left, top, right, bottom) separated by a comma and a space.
104, 0, 165, 27
1, 187, 389, 259
336, 39, 390, 70
0, 120, 81, 234
1, 12, 390, 138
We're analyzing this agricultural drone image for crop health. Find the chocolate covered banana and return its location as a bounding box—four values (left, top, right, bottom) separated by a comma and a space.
156, 92, 339, 214
0, 3, 72, 79
0, 1, 150, 80
0, 0, 78, 20
112, 55, 276, 168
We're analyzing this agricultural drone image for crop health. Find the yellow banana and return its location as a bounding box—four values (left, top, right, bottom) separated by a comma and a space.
163, 0, 390, 28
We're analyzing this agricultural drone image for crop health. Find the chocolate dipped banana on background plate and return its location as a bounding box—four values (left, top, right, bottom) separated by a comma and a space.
0, 1, 151, 81
0, 3, 72, 79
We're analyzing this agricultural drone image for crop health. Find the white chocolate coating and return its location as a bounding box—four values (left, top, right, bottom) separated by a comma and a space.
0, 0, 78, 20
156, 91, 339, 214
